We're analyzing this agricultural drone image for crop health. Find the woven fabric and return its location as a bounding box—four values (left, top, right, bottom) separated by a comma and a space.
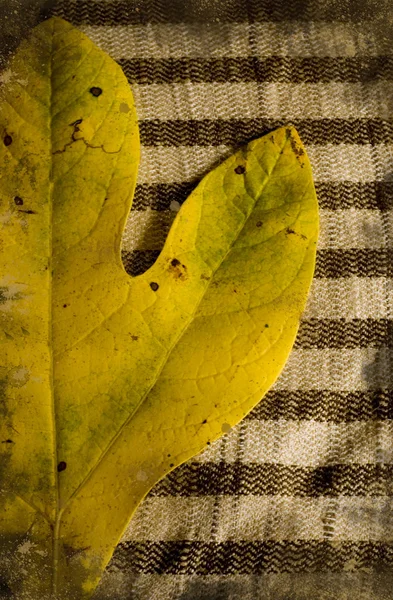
6, 0, 393, 598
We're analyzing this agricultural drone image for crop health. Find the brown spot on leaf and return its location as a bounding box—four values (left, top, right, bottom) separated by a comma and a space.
285, 227, 307, 240
150, 282, 159, 291
168, 258, 187, 280
256, 221, 262, 227
130, 335, 139, 341
285, 128, 305, 164
170, 463, 174, 467
90, 87, 102, 97
57, 461, 67, 472
3, 135, 12, 146
18, 209, 36, 215
63, 304, 68, 308
234, 165, 246, 175
200, 273, 210, 281
14, 196, 23, 206
1, 439, 14, 444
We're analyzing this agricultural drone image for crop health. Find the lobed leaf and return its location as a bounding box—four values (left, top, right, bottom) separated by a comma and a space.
0, 17, 318, 599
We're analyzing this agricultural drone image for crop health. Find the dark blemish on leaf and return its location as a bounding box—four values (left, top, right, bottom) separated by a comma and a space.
1, 439, 14, 444
202, 419, 207, 424
57, 461, 67, 472
63, 304, 68, 308
265, 324, 269, 328
21, 328, 29, 336
53, 119, 120, 155
170, 463, 174, 467
233, 289, 237, 293
207, 441, 211, 445
285, 128, 305, 164
285, 227, 307, 240
90, 87, 102, 97
71, 118, 83, 129
150, 282, 159, 291
4, 332, 13, 340
18, 209, 36, 215
256, 221, 262, 227
119, 102, 130, 113
168, 258, 188, 280
72, 75, 76, 79
270, 135, 274, 143
167, 454, 171, 457
14, 196, 23, 206
3, 135, 12, 146
130, 335, 139, 341
234, 165, 246, 175
200, 274, 210, 281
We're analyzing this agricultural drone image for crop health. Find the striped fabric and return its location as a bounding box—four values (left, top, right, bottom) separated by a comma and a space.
48, 1, 393, 598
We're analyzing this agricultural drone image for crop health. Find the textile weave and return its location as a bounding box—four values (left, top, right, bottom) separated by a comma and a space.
8, 0, 393, 597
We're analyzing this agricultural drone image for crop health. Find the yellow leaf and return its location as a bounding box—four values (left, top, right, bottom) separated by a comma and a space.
0, 17, 318, 599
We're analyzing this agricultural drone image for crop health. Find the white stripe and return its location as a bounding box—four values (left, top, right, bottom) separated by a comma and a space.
81, 23, 392, 59
123, 209, 393, 251
304, 278, 393, 320
137, 144, 393, 183
123, 208, 176, 250
124, 496, 393, 541
194, 420, 393, 466
273, 348, 393, 391
317, 209, 393, 249
133, 82, 392, 120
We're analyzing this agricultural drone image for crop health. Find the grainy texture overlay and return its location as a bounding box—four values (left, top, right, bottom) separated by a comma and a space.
2, 0, 393, 598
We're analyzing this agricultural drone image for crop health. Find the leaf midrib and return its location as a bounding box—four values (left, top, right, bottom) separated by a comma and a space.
48, 19, 61, 595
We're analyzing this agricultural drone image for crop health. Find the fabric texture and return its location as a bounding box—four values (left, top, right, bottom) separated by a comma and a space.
8, 0, 393, 597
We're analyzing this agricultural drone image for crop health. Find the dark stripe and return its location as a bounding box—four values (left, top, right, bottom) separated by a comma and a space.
132, 182, 393, 211
295, 319, 393, 349
246, 389, 393, 422
122, 249, 393, 278
139, 119, 393, 147
120, 57, 393, 84
315, 249, 393, 278
112, 540, 393, 574
51, 0, 390, 24
150, 463, 393, 497
122, 249, 160, 277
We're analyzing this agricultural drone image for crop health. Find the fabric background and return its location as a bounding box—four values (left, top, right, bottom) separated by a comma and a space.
3, 0, 393, 598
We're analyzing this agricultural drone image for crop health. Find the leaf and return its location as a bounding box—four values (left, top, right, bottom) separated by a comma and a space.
0, 17, 319, 600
